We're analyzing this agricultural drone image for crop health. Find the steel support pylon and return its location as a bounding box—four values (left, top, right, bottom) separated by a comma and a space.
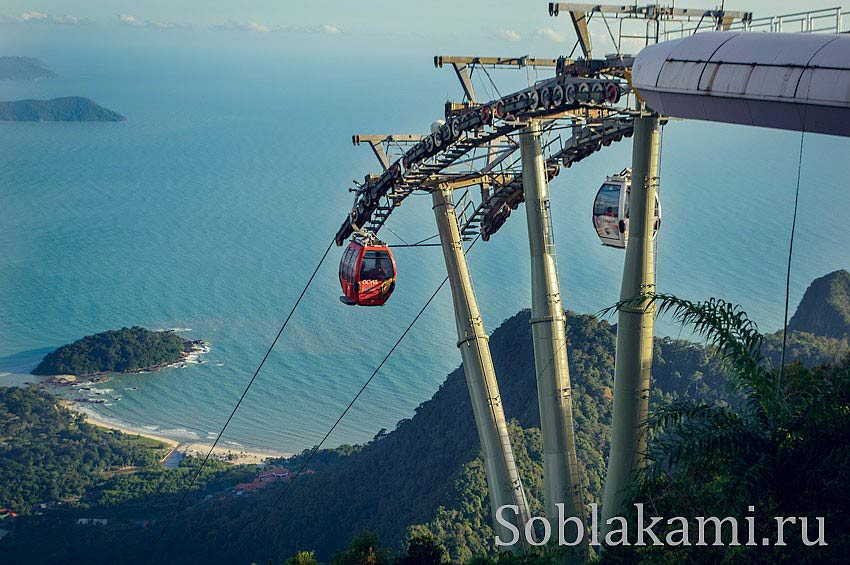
519, 122, 587, 548
601, 113, 660, 528
432, 186, 531, 551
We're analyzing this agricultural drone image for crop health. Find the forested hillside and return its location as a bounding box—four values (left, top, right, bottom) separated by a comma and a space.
0, 388, 165, 513
788, 269, 850, 340
4, 275, 849, 563
0, 389, 256, 561
148, 310, 845, 562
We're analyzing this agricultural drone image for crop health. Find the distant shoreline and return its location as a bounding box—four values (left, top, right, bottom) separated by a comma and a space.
31, 330, 295, 465
69, 402, 293, 465
0, 120, 124, 124
0, 96, 125, 122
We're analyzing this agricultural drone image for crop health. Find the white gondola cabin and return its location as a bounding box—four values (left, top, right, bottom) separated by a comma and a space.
592, 169, 661, 249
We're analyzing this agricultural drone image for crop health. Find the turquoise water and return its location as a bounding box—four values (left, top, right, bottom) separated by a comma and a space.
2, 46, 849, 454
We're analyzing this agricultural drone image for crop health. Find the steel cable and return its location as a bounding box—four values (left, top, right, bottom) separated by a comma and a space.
146, 238, 335, 562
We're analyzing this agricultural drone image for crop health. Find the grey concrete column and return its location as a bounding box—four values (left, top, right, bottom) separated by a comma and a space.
432, 186, 531, 551
519, 122, 587, 546
601, 114, 660, 528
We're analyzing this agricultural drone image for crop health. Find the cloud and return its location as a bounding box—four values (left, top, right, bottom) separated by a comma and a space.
536, 27, 568, 42
119, 14, 143, 27
20, 11, 48, 21
118, 14, 180, 30
496, 29, 521, 42
532, 25, 634, 55
52, 15, 80, 25
239, 21, 271, 33
0, 11, 84, 25
216, 20, 271, 32
216, 21, 342, 34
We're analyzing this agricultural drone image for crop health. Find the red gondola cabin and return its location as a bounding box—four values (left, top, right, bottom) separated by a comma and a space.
339, 239, 397, 306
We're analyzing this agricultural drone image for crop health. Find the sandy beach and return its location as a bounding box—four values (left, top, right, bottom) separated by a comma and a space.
38, 336, 294, 467
76, 408, 180, 449
69, 403, 291, 466
181, 442, 287, 466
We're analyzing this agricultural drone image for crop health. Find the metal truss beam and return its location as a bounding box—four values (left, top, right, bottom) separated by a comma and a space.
435, 56, 560, 68
353, 134, 424, 170
549, 2, 752, 24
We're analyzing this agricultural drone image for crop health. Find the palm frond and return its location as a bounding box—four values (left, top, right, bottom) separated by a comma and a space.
653, 425, 767, 487
646, 400, 772, 480
601, 293, 768, 389
646, 400, 729, 433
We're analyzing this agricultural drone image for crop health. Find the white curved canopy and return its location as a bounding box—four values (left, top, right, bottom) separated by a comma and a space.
632, 32, 850, 137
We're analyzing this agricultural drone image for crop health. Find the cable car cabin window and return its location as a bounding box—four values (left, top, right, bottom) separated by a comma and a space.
360, 251, 393, 282
346, 246, 359, 281
348, 249, 359, 281
341, 248, 351, 282
594, 184, 621, 218
340, 247, 352, 281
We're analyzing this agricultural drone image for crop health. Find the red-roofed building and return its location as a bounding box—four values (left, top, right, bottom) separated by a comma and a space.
233, 468, 293, 494
258, 468, 289, 481
0, 508, 17, 520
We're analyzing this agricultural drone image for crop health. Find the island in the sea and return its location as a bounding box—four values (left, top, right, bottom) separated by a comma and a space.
32, 327, 203, 377
0, 56, 56, 80
0, 96, 125, 122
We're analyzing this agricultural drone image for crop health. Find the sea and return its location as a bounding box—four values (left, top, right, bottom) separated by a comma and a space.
2, 37, 849, 455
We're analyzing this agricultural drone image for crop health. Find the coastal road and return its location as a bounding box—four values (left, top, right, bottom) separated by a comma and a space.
161, 445, 186, 469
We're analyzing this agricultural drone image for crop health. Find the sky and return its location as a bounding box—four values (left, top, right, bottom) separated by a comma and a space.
1, 0, 846, 57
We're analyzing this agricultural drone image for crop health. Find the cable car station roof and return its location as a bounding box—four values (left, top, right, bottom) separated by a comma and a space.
632, 32, 850, 137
